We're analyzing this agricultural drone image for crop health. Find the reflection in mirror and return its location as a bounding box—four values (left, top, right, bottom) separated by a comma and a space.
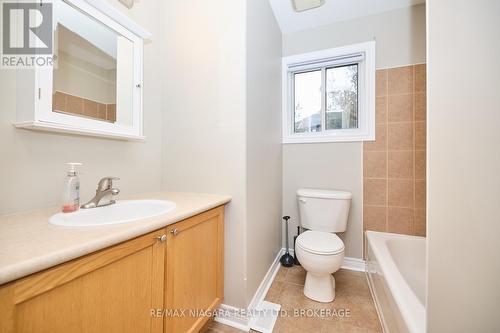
53, 24, 117, 123
52, 1, 134, 126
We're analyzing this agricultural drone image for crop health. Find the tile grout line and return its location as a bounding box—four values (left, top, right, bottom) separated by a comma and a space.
366, 148, 425, 152
365, 176, 421, 181
412, 65, 417, 235
385, 69, 389, 232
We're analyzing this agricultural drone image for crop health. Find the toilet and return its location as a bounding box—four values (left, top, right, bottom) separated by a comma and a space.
295, 188, 352, 303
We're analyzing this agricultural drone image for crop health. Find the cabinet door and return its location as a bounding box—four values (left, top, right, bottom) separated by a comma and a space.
0, 230, 167, 333
164, 206, 224, 333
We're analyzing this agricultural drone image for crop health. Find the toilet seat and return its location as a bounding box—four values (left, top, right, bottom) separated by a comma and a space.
296, 230, 344, 255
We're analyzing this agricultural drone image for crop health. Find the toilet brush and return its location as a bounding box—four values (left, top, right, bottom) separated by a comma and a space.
280, 216, 295, 267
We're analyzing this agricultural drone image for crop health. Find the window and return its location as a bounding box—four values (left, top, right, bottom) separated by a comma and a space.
282, 42, 375, 143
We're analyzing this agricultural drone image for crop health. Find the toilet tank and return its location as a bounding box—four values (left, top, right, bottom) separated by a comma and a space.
297, 188, 352, 232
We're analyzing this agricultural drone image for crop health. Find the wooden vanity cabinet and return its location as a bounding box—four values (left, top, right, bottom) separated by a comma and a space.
164, 206, 224, 333
0, 206, 225, 333
0, 229, 166, 333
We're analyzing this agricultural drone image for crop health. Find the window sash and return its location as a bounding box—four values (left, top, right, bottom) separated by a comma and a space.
289, 61, 362, 135
286, 53, 364, 73
325, 63, 359, 130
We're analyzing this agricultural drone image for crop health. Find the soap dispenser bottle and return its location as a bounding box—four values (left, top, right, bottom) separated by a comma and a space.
62, 162, 82, 213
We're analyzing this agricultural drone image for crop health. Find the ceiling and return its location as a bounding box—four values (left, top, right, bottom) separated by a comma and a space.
269, 0, 425, 34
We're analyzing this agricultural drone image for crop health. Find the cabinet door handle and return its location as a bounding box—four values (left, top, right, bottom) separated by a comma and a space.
170, 228, 180, 236
157, 234, 167, 243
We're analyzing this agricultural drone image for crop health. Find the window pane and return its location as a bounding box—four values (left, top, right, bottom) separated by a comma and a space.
325, 64, 358, 130
294, 70, 322, 133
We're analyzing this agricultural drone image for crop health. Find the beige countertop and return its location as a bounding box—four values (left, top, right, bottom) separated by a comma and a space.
0, 192, 231, 285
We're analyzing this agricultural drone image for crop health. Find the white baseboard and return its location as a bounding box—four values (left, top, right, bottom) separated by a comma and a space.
341, 256, 366, 272
214, 248, 284, 331
215, 248, 366, 331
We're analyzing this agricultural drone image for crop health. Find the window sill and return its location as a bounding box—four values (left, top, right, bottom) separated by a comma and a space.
283, 133, 374, 144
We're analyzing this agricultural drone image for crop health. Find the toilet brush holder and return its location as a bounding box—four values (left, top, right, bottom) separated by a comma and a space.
280, 216, 295, 267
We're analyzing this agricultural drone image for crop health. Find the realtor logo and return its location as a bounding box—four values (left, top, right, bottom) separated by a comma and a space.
1, 0, 53, 68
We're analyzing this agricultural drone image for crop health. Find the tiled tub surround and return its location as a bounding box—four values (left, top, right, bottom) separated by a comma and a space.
52, 91, 117, 122
363, 64, 426, 236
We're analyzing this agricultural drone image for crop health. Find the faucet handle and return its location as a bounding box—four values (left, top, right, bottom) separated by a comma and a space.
97, 177, 120, 191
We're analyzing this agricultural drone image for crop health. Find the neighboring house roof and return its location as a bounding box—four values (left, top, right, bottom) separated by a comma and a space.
296, 113, 321, 131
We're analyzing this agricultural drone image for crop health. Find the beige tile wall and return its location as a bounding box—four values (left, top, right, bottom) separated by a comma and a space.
52, 91, 116, 123
363, 64, 426, 236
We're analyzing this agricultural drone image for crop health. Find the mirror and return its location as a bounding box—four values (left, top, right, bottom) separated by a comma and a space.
52, 1, 134, 126
14, 0, 150, 140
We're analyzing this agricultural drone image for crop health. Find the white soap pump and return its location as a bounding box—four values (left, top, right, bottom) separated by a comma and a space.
62, 162, 82, 213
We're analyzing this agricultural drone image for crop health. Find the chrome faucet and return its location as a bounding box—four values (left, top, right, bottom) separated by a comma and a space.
81, 177, 120, 209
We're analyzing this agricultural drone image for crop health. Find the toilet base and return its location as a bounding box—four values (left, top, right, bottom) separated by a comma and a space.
303, 273, 336, 303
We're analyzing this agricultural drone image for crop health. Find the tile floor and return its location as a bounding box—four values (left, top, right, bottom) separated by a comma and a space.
204, 266, 382, 333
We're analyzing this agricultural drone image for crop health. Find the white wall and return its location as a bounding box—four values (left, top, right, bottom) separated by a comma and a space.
283, 143, 363, 258
245, 0, 283, 302
161, 0, 248, 308
282, 4, 426, 258
0, 0, 164, 215
426, 1, 500, 331
283, 4, 426, 68
161, 0, 282, 308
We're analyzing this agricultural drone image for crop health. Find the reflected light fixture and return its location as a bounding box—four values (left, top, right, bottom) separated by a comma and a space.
291, 0, 326, 12
119, 0, 134, 9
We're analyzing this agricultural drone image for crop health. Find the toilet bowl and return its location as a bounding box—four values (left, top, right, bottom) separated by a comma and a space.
295, 188, 352, 303
295, 230, 345, 302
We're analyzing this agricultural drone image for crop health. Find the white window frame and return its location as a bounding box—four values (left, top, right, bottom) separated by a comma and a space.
282, 41, 376, 144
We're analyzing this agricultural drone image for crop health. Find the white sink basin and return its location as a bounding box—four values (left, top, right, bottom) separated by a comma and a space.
49, 200, 176, 227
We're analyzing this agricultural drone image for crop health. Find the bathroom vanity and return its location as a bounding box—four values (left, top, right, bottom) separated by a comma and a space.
0, 192, 230, 333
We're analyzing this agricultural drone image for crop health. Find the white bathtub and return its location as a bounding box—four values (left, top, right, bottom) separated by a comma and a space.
365, 231, 426, 333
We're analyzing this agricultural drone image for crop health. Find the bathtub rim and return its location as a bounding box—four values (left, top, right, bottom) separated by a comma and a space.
365, 231, 426, 333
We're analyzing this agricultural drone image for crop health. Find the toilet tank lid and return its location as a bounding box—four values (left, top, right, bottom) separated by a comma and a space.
297, 188, 352, 199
